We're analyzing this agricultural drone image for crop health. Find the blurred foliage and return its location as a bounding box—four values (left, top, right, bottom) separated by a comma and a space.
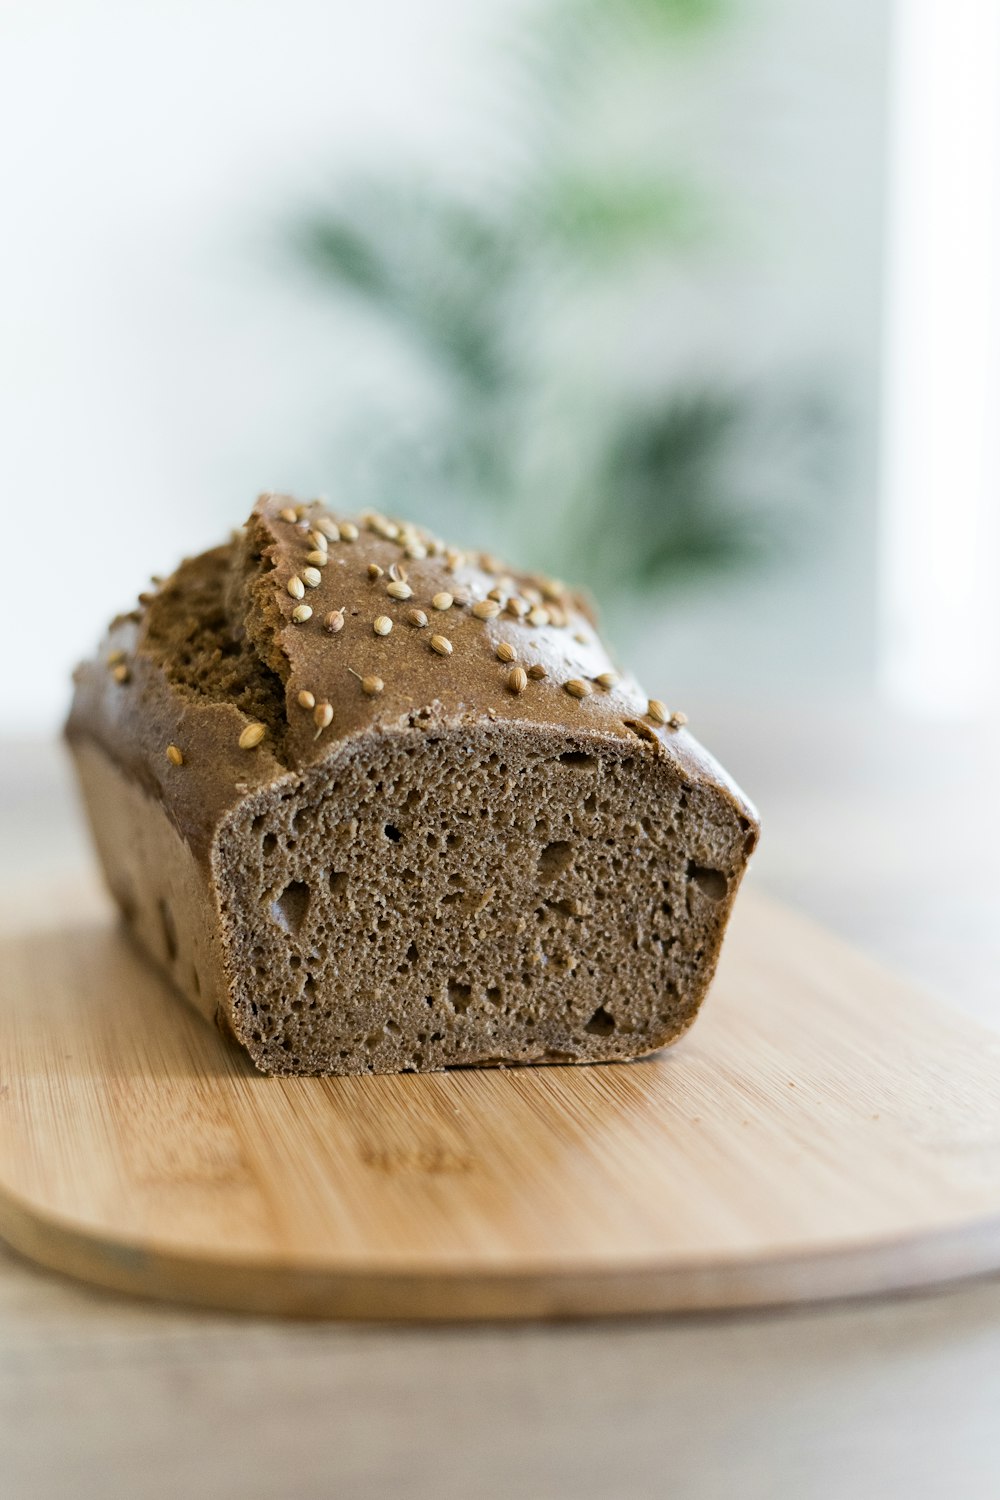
292, 0, 838, 595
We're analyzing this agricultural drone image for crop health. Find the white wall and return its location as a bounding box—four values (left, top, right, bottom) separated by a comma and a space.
0, 0, 888, 730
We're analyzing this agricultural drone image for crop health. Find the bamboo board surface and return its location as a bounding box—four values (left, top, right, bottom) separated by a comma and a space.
1, 875, 999, 1320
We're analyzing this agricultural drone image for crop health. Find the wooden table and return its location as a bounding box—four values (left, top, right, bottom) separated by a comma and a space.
3, 708, 999, 1500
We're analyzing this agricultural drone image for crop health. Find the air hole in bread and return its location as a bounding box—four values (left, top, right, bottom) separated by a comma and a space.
271, 879, 311, 934
686, 862, 728, 902
538, 840, 573, 880
559, 751, 596, 769
383, 823, 401, 843
545, 897, 583, 919
584, 1005, 616, 1036
740, 816, 760, 856
448, 980, 473, 1014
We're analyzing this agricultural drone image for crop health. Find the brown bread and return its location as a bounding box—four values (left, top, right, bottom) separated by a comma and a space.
66, 495, 759, 1075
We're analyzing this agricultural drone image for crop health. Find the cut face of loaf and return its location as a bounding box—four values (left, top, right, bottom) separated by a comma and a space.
217, 723, 752, 1074
66, 493, 759, 1075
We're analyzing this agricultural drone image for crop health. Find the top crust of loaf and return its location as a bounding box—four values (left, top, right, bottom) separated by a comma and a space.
66, 495, 758, 859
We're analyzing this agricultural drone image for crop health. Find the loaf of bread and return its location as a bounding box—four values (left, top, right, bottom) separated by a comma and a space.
66, 495, 758, 1075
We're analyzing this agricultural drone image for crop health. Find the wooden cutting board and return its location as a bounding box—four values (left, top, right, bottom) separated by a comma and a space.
1, 873, 999, 1320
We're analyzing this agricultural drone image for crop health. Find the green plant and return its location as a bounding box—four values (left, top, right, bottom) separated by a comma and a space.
291, 0, 837, 595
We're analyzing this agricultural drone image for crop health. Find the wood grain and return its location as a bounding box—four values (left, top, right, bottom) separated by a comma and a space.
1, 875, 999, 1320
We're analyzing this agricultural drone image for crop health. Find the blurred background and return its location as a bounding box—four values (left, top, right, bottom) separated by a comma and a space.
3, 0, 1000, 1007
2, 0, 889, 716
